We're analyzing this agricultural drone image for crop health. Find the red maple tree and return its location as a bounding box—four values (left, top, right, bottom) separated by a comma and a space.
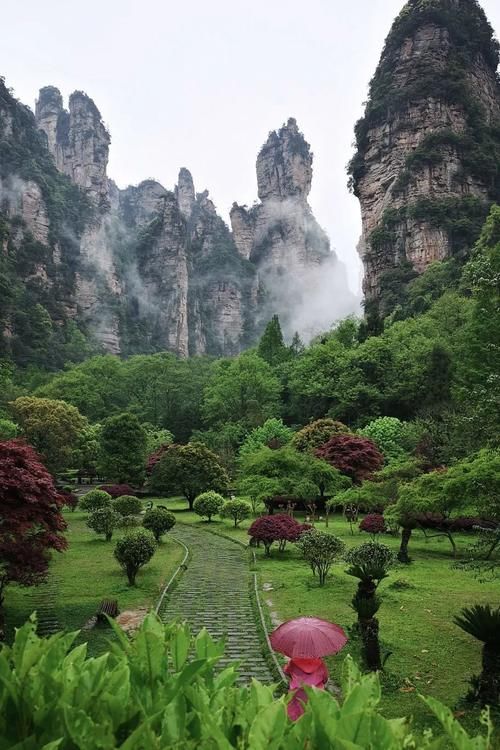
0, 440, 67, 638
315, 434, 383, 484
248, 514, 307, 555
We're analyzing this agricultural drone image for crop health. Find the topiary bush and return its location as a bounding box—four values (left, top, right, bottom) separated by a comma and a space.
220, 499, 252, 527
193, 491, 225, 522
359, 513, 387, 538
296, 529, 345, 585
142, 508, 176, 541
345, 541, 396, 671
114, 529, 156, 585
114, 495, 142, 517
99, 484, 137, 499
79, 489, 112, 513
248, 514, 305, 555
86, 506, 122, 542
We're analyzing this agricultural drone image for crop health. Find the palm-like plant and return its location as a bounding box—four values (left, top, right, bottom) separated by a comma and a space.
454, 604, 500, 706
345, 542, 395, 671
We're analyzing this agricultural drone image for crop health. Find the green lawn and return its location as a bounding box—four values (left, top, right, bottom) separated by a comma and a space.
5, 495, 498, 735
4, 507, 184, 654
160, 497, 498, 734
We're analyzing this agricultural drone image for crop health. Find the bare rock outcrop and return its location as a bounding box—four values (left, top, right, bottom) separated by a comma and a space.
349, 0, 500, 310
231, 118, 349, 338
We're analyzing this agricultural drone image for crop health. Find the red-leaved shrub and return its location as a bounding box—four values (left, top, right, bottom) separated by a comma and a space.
146, 444, 172, 474
0, 440, 67, 634
359, 513, 386, 537
248, 514, 305, 555
59, 489, 79, 511
315, 434, 384, 484
99, 484, 137, 499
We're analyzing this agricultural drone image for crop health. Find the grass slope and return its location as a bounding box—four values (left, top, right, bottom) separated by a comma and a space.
4, 508, 184, 654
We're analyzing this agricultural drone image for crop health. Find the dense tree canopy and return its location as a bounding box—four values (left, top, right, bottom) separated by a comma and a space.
98, 413, 147, 485
201, 352, 281, 429
9, 396, 87, 473
148, 443, 230, 509
316, 434, 384, 484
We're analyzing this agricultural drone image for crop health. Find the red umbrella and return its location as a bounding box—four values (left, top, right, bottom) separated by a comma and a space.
270, 617, 347, 658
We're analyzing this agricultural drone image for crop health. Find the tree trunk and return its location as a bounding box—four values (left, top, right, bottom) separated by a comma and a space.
398, 527, 412, 563
360, 617, 382, 671
478, 644, 500, 706
127, 565, 137, 585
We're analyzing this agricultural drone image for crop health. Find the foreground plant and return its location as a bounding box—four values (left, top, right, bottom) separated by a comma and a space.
345, 541, 396, 671
454, 604, 500, 707
0, 614, 494, 749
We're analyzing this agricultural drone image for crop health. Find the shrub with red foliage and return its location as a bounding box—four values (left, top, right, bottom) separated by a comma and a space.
248, 514, 305, 555
359, 513, 386, 537
59, 489, 78, 511
99, 484, 137, 499
146, 444, 171, 474
414, 513, 489, 532
0, 440, 67, 637
315, 434, 383, 484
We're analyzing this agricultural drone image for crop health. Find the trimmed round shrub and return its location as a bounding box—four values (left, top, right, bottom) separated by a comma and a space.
220, 499, 252, 527
193, 491, 225, 522
87, 507, 121, 541
114, 529, 157, 585
296, 529, 345, 585
118, 515, 141, 529
114, 495, 142, 517
99, 484, 137, 499
248, 514, 305, 555
359, 513, 386, 538
143, 508, 176, 541
345, 541, 396, 581
80, 489, 112, 513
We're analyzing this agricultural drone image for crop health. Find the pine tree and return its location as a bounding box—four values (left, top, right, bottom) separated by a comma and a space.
257, 316, 289, 366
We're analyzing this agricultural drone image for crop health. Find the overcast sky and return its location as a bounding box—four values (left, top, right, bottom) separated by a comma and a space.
3, 0, 500, 292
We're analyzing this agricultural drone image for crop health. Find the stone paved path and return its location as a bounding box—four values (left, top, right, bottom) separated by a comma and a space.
158, 524, 273, 684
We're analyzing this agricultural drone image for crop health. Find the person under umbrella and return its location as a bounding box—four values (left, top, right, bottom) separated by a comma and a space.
270, 616, 347, 720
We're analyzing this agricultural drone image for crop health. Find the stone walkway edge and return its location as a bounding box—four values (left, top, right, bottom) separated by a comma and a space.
156, 523, 285, 686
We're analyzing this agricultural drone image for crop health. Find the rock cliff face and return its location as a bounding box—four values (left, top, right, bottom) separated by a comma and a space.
36, 86, 110, 208
0, 77, 350, 366
231, 118, 347, 338
349, 0, 500, 313
35, 85, 121, 352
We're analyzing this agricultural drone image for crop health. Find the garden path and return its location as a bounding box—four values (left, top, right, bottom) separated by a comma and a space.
158, 524, 274, 684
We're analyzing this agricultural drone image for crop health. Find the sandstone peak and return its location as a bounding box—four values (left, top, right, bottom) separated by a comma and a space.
256, 117, 312, 201
175, 167, 195, 218
349, 0, 500, 313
